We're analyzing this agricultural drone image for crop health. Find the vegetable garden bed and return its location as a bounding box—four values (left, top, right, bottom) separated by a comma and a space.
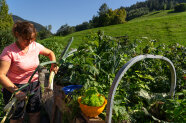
39, 32, 185, 122
40, 68, 105, 123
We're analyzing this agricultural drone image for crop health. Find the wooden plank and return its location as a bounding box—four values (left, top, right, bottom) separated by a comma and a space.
81, 112, 105, 123
75, 117, 86, 123
50, 105, 56, 123
55, 96, 70, 113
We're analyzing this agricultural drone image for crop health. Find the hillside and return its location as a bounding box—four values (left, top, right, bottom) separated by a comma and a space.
39, 10, 186, 48
12, 15, 45, 32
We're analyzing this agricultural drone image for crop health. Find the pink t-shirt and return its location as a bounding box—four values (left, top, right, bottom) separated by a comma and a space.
0, 41, 45, 84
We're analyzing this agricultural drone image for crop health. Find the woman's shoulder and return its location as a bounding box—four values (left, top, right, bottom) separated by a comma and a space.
30, 41, 44, 49
0, 43, 18, 60
30, 41, 42, 46
3, 43, 17, 52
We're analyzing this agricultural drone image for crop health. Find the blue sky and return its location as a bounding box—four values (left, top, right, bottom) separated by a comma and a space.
6, 0, 146, 33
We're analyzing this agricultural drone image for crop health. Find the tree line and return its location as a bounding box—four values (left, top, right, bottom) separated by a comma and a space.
124, 0, 186, 21
56, 3, 126, 36
56, 0, 186, 36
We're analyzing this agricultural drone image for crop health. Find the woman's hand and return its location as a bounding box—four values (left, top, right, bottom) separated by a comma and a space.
50, 64, 59, 74
15, 91, 27, 101
39, 47, 58, 74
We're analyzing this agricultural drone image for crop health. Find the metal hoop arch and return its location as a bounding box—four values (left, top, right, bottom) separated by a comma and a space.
105, 54, 176, 123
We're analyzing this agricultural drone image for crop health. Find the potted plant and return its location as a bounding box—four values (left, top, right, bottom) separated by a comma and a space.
78, 88, 107, 117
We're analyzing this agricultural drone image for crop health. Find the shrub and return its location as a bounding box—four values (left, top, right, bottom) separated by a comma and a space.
56, 24, 75, 36
37, 28, 52, 40
38, 37, 64, 63
174, 3, 186, 12
0, 29, 15, 52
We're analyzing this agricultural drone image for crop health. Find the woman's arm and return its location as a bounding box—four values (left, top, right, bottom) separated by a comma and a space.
40, 47, 58, 73
0, 60, 27, 100
0, 60, 18, 93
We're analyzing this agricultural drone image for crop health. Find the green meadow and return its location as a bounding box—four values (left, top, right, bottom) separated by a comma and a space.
39, 10, 186, 48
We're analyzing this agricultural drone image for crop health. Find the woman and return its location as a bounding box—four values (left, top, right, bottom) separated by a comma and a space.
0, 21, 58, 123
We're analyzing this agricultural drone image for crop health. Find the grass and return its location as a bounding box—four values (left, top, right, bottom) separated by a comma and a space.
38, 10, 186, 49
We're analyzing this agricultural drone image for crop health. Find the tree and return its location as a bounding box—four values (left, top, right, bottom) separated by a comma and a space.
47, 25, 52, 32
37, 25, 53, 40
111, 8, 127, 25
174, 3, 186, 12
56, 24, 75, 36
98, 3, 109, 16
167, 0, 174, 10
0, 0, 13, 30
75, 21, 92, 31
91, 15, 99, 27
0, 0, 14, 52
97, 9, 111, 27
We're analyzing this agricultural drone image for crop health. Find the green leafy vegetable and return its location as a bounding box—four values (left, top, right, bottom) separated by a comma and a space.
81, 88, 105, 107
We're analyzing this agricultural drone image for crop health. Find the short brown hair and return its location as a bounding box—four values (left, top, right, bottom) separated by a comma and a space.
12, 21, 37, 40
